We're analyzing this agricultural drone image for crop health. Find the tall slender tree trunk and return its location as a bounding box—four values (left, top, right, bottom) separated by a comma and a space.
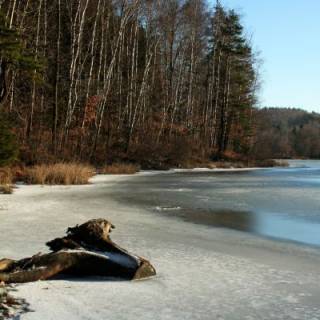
52, 0, 61, 154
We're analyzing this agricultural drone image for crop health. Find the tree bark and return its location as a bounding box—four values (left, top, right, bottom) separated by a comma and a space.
0, 219, 156, 284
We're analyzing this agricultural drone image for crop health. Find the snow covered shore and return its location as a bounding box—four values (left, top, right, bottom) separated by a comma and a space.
1, 174, 320, 320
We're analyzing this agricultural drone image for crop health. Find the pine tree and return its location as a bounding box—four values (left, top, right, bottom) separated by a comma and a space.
0, 10, 41, 103
207, 7, 257, 156
0, 113, 17, 166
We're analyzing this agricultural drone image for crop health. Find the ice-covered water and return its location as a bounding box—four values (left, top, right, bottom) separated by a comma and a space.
1, 169, 320, 319
110, 160, 320, 247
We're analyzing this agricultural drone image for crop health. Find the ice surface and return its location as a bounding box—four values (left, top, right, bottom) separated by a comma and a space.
0, 174, 320, 320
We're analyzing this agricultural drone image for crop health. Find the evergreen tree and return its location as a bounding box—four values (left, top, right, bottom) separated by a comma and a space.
0, 113, 17, 166
0, 11, 41, 103
207, 6, 257, 156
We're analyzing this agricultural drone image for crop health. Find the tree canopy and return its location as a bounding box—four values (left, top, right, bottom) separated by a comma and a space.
0, 0, 259, 167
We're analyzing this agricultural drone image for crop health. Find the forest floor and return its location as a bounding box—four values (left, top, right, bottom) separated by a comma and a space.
0, 172, 319, 320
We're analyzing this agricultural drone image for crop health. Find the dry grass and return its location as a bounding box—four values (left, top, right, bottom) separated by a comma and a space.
24, 163, 95, 185
208, 161, 246, 169
0, 184, 13, 194
250, 159, 289, 168
0, 168, 13, 194
0, 168, 12, 185
207, 159, 290, 169
274, 159, 289, 167
100, 163, 140, 175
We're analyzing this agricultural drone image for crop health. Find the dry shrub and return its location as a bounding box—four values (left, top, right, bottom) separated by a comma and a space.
0, 184, 13, 194
10, 165, 27, 182
127, 134, 208, 170
0, 168, 12, 185
221, 150, 244, 161
249, 159, 277, 168
100, 163, 139, 175
247, 159, 289, 168
0, 167, 13, 194
212, 162, 232, 169
25, 163, 95, 185
275, 160, 289, 167
206, 160, 244, 169
207, 162, 235, 169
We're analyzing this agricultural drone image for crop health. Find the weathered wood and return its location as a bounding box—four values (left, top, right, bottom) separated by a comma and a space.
0, 219, 156, 284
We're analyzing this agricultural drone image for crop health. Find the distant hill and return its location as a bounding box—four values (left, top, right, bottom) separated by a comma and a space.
252, 108, 320, 159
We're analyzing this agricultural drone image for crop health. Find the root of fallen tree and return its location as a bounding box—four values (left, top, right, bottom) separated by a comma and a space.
0, 219, 156, 284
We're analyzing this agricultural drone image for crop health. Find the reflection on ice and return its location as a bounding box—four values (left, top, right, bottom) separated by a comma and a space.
170, 208, 320, 247
256, 212, 320, 246
111, 160, 320, 248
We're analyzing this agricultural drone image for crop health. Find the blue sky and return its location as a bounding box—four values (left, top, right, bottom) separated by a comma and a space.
208, 0, 320, 113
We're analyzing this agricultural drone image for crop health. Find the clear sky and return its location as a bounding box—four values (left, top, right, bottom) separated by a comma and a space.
208, 0, 320, 113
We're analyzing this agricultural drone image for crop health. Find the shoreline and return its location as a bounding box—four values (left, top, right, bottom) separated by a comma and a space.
1, 174, 320, 319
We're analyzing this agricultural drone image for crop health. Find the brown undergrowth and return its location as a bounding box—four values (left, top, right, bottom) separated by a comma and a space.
99, 163, 140, 175
0, 168, 13, 194
23, 163, 95, 185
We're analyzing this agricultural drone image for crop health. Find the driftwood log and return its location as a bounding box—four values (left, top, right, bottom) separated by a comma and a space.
0, 219, 156, 284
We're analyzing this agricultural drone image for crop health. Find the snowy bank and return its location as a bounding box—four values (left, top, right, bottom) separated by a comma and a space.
0, 174, 320, 320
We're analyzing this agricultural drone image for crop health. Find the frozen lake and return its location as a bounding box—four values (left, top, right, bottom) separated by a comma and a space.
1, 166, 320, 320
110, 160, 320, 247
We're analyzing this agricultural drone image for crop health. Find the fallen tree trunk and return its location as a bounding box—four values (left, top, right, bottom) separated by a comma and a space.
0, 219, 156, 284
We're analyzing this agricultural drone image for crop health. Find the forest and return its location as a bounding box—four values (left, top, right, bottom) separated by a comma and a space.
0, 0, 258, 169
253, 108, 320, 160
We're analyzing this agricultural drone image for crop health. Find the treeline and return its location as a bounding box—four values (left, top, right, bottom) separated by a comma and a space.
0, 0, 258, 167
253, 108, 320, 159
